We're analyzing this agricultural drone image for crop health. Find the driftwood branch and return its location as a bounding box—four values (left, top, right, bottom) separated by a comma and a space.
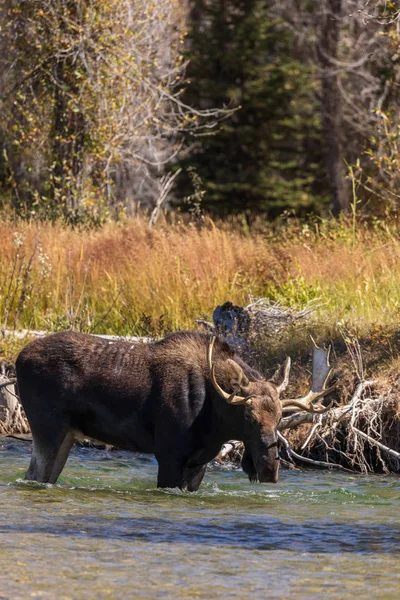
351, 427, 400, 460
194, 319, 214, 331
277, 431, 354, 472
300, 422, 320, 450
279, 380, 377, 431
279, 404, 349, 430
0, 378, 16, 389
1, 328, 48, 339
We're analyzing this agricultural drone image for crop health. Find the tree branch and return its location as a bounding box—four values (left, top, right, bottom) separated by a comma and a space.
351, 427, 400, 461
277, 431, 354, 472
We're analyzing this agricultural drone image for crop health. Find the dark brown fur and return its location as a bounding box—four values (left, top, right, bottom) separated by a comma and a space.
16, 330, 282, 490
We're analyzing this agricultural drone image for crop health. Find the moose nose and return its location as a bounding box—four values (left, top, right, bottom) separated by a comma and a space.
258, 465, 279, 484
257, 439, 280, 483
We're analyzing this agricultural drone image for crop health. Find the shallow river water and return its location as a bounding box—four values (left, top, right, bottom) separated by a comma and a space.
1, 437, 400, 600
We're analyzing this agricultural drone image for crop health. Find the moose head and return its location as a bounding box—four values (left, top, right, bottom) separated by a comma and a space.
207, 337, 335, 484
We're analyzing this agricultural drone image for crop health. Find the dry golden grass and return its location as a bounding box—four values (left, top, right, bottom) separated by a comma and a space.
0, 215, 400, 351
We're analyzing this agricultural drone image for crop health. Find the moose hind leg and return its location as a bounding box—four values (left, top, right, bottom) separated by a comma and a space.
182, 463, 207, 492
26, 430, 74, 484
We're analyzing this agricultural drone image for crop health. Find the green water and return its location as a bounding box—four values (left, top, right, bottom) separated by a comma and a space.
1, 438, 399, 600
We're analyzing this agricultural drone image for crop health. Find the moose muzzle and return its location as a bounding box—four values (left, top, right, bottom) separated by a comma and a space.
242, 435, 280, 484
255, 436, 280, 483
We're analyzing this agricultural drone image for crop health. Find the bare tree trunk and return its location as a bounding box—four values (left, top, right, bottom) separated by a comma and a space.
318, 0, 349, 216
51, 4, 86, 213
0, 375, 29, 435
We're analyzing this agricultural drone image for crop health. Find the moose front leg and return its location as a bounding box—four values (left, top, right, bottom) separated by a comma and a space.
182, 443, 223, 491
156, 457, 206, 491
155, 454, 186, 489
182, 463, 207, 492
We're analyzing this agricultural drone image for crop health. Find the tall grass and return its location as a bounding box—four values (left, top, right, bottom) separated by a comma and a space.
0, 215, 400, 346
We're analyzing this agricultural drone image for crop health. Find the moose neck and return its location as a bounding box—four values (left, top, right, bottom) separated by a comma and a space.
211, 391, 246, 442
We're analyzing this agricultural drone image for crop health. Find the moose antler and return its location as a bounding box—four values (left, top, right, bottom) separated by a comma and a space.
207, 337, 254, 405
281, 339, 335, 414
272, 356, 291, 395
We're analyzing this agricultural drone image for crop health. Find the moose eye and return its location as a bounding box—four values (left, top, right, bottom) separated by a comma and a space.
244, 410, 257, 424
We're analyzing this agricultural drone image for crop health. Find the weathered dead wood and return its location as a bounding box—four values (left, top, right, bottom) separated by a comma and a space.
0, 378, 16, 388
282, 379, 400, 473
351, 427, 400, 461
300, 422, 321, 450
210, 299, 319, 351
279, 380, 377, 431
0, 375, 29, 435
1, 328, 152, 343
216, 440, 244, 464
277, 431, 354, 472
1, 329, 48, 339
219, 378, 400, 473
5, 434, 32, 442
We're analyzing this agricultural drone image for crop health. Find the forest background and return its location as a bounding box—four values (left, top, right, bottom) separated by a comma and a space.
0, 1, 400, 357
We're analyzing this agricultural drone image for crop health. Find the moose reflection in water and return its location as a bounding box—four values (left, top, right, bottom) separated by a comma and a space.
15, 330, 333, 490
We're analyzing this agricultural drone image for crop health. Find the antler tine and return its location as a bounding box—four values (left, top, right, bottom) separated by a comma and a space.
207, 336, 247, 405
309, 336, 333, 395
281, 340, 336, 411
274, 356, 291, 396
281, 398, 334, 414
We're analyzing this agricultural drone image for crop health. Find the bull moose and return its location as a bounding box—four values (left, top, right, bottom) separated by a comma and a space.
15, 330, 333, 490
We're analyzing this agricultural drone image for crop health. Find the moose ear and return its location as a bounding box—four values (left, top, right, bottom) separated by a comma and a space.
226, 359, 250, 392
207, 336, 252, 405
269, 356, 291, 396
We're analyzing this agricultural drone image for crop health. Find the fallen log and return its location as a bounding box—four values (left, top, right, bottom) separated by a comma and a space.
1, 328, 152, 343
0, 374, 29, 435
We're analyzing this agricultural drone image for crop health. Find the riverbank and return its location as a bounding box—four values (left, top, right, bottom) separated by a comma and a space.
0, 215, 400, 351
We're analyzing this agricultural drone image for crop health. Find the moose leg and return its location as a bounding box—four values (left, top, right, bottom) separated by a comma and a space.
182, 463, 207, 492
182, 443, 224, 491
26, 429, 74, 484
155, 455, 185, 489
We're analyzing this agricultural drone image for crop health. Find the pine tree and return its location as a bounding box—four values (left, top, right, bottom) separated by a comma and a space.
178, 0, 327, 217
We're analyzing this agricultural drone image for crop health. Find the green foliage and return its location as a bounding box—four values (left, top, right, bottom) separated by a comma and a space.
0, 0, 399, 223
344, 5, 400, 218
0, 1, 89, 217
265, 275, 322, 308
0, 0, 190, 224
177, 0, 327, 216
